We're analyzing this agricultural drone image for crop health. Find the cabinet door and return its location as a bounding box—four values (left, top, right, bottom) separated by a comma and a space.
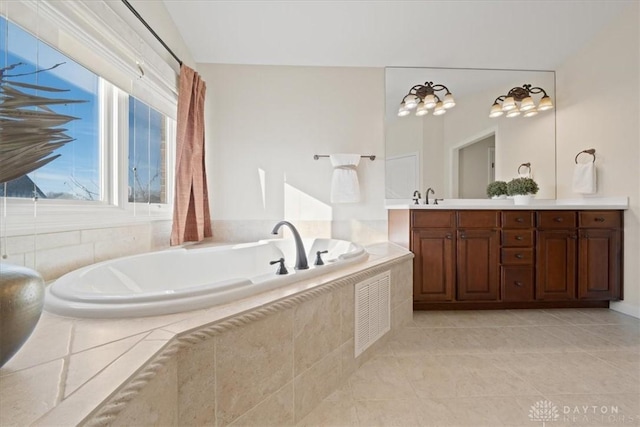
536, 230, 577, 300
412, 229, 455, 301
578, 229, 621, 300
456, 229, 499, 301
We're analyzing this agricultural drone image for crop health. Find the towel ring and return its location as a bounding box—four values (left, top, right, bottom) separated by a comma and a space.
517, 162, 531, 176
575, 149, 596, 164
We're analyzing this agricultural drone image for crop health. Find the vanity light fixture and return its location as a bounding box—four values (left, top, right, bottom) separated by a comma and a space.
489, 84, 553, 118
398, 81, 455, 117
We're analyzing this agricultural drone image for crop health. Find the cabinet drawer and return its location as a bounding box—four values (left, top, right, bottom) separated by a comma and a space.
501, 248, 534, 265
579, 211, 621, 229
502, 211, 534, 228
412, 211, 455, 228
502, 230, 534, 247
502, 266, 534, 301
537, 211, 577, 229
457, 211, 500, 228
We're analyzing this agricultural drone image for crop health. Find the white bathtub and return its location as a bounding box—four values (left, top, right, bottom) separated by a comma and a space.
44, 238, 368, 318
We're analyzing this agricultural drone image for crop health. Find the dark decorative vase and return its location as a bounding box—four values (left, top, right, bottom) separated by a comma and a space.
0, 263, 45, 367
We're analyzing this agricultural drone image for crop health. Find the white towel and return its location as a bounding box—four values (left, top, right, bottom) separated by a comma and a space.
572, 162, 597, 194
330, 154, 361, 203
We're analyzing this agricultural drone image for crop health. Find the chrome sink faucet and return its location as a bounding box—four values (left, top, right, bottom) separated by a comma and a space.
271, 221, 309, 270
425, 188, 435, 204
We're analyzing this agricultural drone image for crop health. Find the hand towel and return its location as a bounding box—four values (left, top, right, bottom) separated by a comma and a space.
330, 154, 361, 203
572, 162, 596, 194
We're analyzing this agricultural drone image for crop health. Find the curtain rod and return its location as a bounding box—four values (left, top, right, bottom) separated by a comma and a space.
120, 0, 183, 67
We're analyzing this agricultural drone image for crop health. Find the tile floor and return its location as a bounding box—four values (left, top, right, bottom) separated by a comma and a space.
297, 309, 640, 427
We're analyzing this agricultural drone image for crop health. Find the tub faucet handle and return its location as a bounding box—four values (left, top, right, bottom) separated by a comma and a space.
314, 250, 328, 266
269, 258, 288, 275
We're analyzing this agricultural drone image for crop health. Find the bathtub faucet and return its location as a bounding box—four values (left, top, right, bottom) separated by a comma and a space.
271, 221, 309, 270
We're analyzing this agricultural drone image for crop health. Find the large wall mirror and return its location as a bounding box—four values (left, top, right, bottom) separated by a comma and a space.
385, 67, 556, 200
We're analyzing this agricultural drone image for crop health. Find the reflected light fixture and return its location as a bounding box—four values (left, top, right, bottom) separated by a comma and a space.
398, 81, 455, 117
489, 84, 553, 118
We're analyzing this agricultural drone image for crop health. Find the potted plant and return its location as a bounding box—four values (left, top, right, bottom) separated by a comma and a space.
507, 177, 539, 205
486, 180, 508, 199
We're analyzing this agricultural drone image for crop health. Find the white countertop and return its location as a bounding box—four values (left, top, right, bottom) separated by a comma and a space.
385, 197, 629, 210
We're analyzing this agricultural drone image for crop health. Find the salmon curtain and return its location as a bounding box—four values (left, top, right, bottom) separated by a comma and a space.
170, 65, 212, 245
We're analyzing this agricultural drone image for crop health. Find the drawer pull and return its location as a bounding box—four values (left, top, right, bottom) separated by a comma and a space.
595, 217, 605, 222
445, 234, 452, 240
515, 217, 524, 223
515, 254, 524, 259
515, 236, 524, 241
460, 234, 467, 239
514, 281, 524, 287
554, 217, 564, 222
569, 235, 578, 239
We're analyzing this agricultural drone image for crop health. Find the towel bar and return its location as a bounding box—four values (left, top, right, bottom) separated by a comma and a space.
517, 162, 531, 176
575, 149, 596, 164
314, 155, 376, 161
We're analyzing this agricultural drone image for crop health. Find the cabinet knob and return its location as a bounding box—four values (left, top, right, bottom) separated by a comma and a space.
516, 217, 524, 223
595, 217, 605, 222
569, 235, 578, 239
460, 234, 467, 239
514, 281, 524, 287
515, 254, 524, 259
554, 217, 564, 222
515, 236, 524, 241
445, 234, 452, 240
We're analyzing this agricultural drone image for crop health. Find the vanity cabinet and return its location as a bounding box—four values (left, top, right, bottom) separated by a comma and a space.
456, 211, 500, 301
388, 208, 623, 309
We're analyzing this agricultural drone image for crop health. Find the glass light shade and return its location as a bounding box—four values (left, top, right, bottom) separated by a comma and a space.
415, 102, 429, 116
502, 96, 516, 111
443, 93, 456, 109
523, 108, 538, 118
506, 108, 521, 118
520, 96, 535, 111
398, 107, 410, 117
538, 96, 554, 111
489, 103, 504, 118
423, 94, 437, 109
404, 96, 418, 110
433, 102, 446, 116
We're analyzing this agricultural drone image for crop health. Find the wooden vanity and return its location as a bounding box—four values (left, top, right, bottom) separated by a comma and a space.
388, 204, 625, 310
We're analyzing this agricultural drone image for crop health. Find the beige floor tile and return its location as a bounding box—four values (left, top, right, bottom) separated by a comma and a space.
411, 311, 458, 328
389, 327, 486, 355
576, 323, 640, 351
499, 352, 640, 395
441, 310, 522, 328
576, 308, 640, 325
587, 350, 640, 380
296, 399, 359, 427
418, 397, 505, 426
506, 309, 572, 326
471, 326, 581, 353
348, 355, 417, 401
396, 354, 538, 398
355, 399, 424, 427
539, 325, 620, 352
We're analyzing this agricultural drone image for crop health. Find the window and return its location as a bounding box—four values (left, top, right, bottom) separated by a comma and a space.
0, 16, 101, 200
0, 9, 176, 234
128, 97, 167, 204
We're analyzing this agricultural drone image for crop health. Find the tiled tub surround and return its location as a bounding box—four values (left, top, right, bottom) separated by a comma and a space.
0, 243, 413, 426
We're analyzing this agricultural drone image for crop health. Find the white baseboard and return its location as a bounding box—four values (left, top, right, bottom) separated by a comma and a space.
610, 301, 640, 319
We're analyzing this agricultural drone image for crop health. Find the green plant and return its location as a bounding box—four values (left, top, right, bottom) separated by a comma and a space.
486, 180, 508, 198
507, 177, 539, 196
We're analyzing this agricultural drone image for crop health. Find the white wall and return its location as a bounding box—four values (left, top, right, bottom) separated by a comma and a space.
556, 2, 640, 317
199, 64, 387, 244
